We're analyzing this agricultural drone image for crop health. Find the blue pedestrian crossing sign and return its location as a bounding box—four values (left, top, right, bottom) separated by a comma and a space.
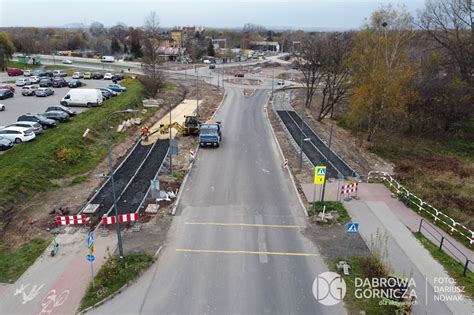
346, 223, 359, 233
86, 254, 95, 262
87, 232, 94, 249
314, 166, 327, 185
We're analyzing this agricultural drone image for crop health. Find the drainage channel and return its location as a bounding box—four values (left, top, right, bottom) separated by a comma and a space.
277, 110, 358, 179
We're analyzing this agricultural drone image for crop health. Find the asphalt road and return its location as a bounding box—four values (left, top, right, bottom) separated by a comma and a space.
91, 86, 344, 314
0, 73, 110, 126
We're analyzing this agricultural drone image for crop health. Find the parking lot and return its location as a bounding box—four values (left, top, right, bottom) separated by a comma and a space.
0, 72, 111, 126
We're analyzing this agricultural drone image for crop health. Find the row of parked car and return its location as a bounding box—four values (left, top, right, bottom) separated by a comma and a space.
0, 105, 76, 150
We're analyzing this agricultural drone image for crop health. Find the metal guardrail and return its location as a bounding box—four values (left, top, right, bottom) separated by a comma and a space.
418, 219, 473, 276
368, 171, 473, 245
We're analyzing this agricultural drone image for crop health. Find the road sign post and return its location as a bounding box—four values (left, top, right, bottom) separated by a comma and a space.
345, 223, 359, 260
314, 166, 326, 212
87, 232, 96, 289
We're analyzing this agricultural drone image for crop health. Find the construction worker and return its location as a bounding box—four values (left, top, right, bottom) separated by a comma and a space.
141, 126, 149, 141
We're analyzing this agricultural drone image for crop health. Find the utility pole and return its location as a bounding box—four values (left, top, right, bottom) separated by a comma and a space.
271, 67, 274, 94
196, 71, 199, 117
298, 112, 305, 169
320, 123, 334, 209
169, 101, 172, 175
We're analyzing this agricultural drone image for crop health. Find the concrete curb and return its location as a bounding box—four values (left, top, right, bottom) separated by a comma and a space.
78, 246, 163, 314
264, 92, 308, 217
171, 90, 228, 216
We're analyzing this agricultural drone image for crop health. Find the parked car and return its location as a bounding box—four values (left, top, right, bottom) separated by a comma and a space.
35, 87, 54, 97
16, 78, 31, 86
68, 79, 82, 88
98, 87, 117, 97
0, 126, 36, 143
92, 72, 104, 79
0, 136, 14, 151
47, 105, 76, 117
99, 89, 113, 99
83, 72, 92, 79
0, 104, 5, 111
39, 78, 54, 87
0, 89, 14, 99
6, 121, 43, 134
29, 76, 40, 83
111, 74, 123, 81
52, 77, 68, 87
72, 72, 83, 79
277, 79, 285, 86
107, 84, 127, 92
21, 85, 38, 96
61, 89, 103, 107
0, 85, 15, 93
44, 70, 54, 77
41, 111, 69, 122
62, 59, 72, 64
23, 70, 32, 77
209, 64, 216, 69
33, 70, 47, 77
52, 70, 67, 77
17, 114, 57, 129
7, 68, 23, 76
103, 73, 113, 80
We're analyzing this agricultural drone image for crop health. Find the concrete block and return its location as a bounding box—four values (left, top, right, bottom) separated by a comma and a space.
145, 204, 159, 214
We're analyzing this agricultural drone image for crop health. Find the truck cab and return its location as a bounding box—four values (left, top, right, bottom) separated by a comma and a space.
199, 120, 222, 147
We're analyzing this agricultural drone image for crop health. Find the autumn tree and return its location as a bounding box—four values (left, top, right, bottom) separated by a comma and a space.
317, 32, 352, 121
294, 35, 324, 108
418, 0, 474, 86
140, 11, 164, 97
348, 5, 415, 142
0, 32, 15, 71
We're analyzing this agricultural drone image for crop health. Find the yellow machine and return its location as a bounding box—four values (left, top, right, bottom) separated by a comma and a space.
148, 115, 200, 137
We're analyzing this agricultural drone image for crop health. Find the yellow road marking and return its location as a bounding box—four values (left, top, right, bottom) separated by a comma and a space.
185, 222, 304, 228
175, 248, 318, 256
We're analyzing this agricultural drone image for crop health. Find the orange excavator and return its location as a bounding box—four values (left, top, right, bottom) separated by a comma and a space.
147, 115, 200, 137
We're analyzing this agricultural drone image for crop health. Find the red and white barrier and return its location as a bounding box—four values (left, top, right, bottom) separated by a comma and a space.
190, 149, 195, 160
56, 215, 87, 225
102, 213, 139, 225
340, 182, 358, 200
368, 170, 473, 245
283, 159, 288, 169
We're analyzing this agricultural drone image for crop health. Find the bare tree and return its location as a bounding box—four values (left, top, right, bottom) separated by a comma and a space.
317, 32, 352, 121
140, 11, 164, 97
295, 35, 324, 108
418, 0, 474, 85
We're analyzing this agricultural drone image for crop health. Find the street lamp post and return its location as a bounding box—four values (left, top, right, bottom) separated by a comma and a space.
105, 109, 138, 264
196, 71, 199, 117
320, 123, 334, 210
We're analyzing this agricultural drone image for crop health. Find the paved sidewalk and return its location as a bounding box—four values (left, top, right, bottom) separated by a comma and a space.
0, 229, 116, 315
344, 183, 473, 315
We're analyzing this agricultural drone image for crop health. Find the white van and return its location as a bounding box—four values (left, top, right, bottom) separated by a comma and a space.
60, 89, 103, 107
101, 56, 115, 63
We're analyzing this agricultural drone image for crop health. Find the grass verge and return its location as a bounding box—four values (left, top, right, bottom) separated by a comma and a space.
413, 232, 474, 299
331, 256, 398, 315
6, 61, 40, 70
79, 253, 154, 311
308, 201, 350, 223
0, 238, 48, 283
0, 80, 152, 233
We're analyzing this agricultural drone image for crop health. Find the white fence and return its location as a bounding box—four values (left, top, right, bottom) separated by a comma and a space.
368, 171, 473, 245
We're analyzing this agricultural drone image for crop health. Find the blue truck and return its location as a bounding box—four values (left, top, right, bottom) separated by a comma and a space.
199, 120, 222, 147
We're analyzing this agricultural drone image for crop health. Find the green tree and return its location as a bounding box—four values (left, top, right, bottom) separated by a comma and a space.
207, 40, 215, 57
348, 5, 415, 142
110, 37, 121, 54
130, 32, 142, 58
0, 32, 16, 71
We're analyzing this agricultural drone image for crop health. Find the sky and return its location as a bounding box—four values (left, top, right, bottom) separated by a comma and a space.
0, 0, 426, 29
